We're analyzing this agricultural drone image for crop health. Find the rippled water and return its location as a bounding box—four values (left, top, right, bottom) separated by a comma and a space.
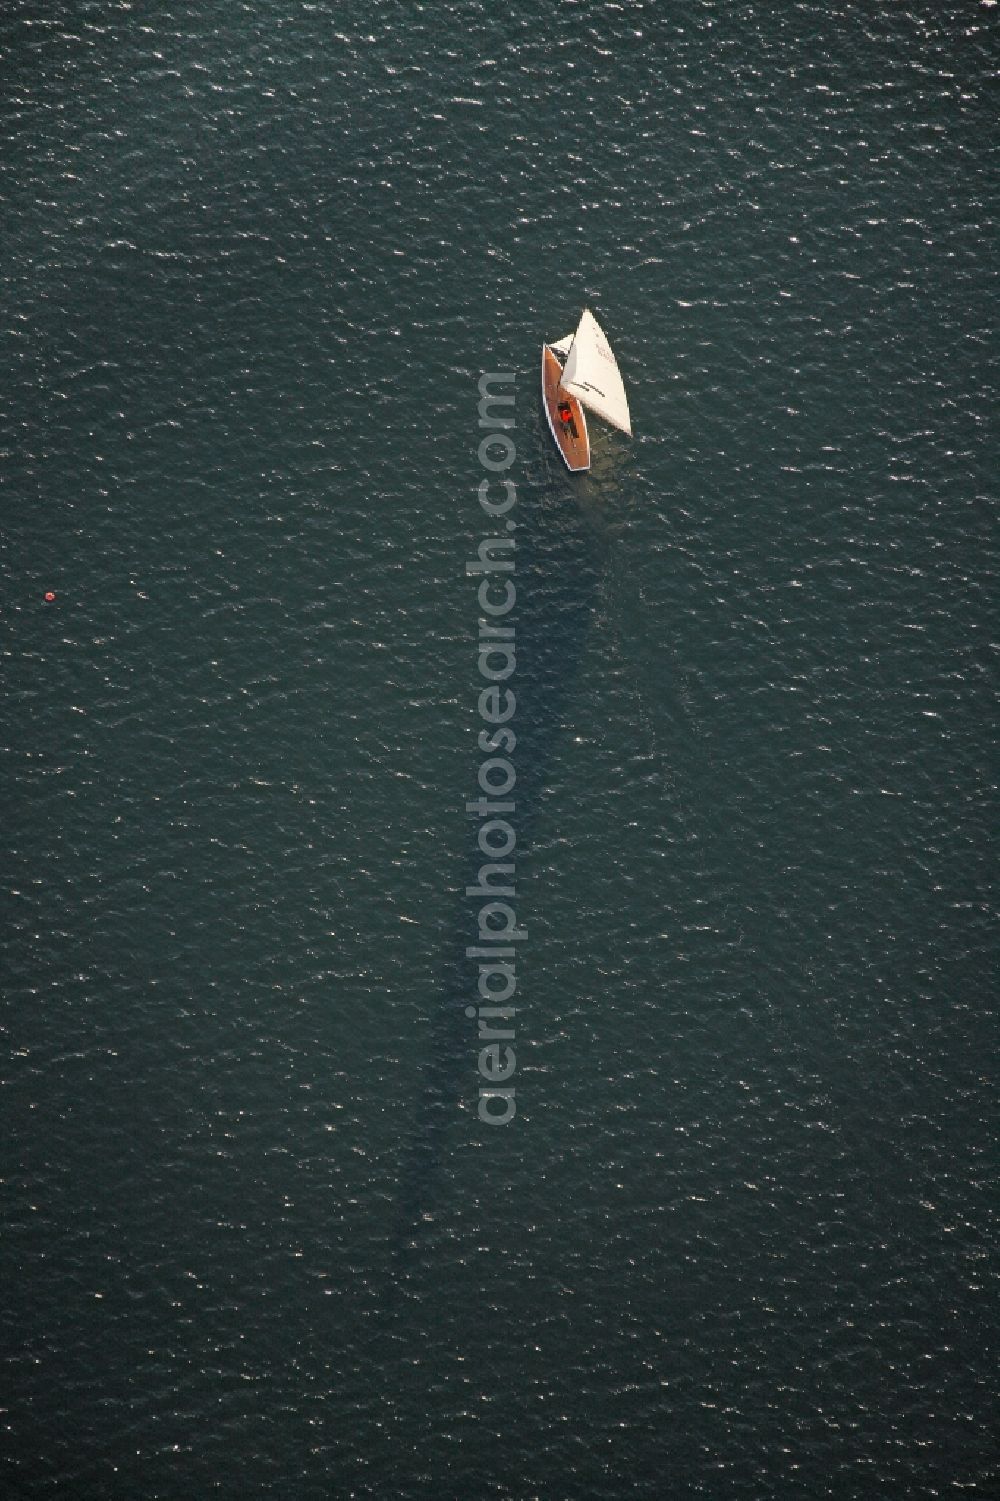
3, 2, 996, 1496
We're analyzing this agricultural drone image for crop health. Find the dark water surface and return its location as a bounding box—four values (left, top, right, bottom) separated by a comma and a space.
3, 3, 996, 1497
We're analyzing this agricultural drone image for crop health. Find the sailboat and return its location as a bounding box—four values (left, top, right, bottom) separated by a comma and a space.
541, 307, 632, 473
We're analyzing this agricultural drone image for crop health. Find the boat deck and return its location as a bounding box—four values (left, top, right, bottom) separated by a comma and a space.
541, 344, 590, 472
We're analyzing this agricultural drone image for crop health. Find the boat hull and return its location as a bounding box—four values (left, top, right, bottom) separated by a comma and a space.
541, 344, 590, 472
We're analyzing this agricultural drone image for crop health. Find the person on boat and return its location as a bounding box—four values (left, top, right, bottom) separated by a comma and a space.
557, 401, 573, 428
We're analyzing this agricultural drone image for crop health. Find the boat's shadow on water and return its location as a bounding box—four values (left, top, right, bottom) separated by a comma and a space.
385, 457, 609, 1298
383, 442, 703, 1301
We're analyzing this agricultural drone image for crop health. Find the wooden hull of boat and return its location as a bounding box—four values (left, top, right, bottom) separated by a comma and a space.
541, 344, 590, 472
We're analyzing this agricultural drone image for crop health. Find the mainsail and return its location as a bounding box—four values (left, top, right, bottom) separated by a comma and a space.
560, 308, 632, 436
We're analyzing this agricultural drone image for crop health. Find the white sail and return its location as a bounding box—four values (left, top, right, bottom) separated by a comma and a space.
560, 308, 632, 436
548, 332, 574, 359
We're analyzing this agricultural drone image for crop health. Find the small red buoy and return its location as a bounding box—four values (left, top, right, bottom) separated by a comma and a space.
44, 591, 56, 602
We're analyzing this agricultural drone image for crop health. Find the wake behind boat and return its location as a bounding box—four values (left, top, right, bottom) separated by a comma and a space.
541, 308, 632, 472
